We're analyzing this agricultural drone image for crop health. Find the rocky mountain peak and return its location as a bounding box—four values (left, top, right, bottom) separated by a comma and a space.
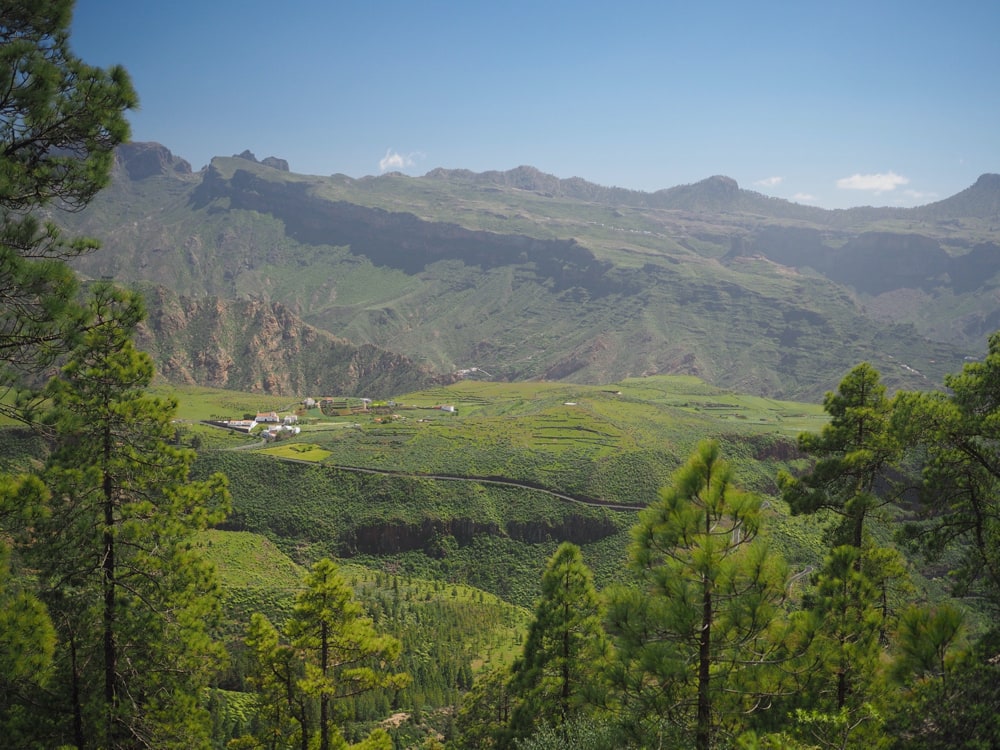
116, 142, 192, 180
973, 173, 1000, 190
701, 174, 739, 192
234, 149, 290, 171
652, 174, 743, 211
916, 172, 1000, 220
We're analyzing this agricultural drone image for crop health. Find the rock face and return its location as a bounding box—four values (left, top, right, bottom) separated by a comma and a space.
116, 142, 192, 180
136, 286, 443, 397
234, 149, 290, 171
261, 156, 289, 171
747, 229, 1000, 296
343, 513, 618, 556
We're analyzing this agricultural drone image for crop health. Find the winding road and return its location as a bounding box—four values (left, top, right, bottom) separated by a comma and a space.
267, 453, 645, 513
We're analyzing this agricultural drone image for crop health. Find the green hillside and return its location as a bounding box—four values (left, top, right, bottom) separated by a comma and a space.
197, 529, 530, 745
179, 376, 823, 607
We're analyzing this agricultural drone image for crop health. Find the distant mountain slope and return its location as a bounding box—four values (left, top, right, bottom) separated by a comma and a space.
913, 173, 1000, 222
60, 142, 1000, 399
423, 167, 826, 220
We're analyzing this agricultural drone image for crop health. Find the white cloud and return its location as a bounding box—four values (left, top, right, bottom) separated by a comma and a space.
754, 176, 784, 187
379, 148, 418, 172
792, 193, 818, 203
835, 171, 909, 193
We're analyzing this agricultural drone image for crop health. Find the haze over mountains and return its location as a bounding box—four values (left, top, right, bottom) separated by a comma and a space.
60, 142, 1000, 400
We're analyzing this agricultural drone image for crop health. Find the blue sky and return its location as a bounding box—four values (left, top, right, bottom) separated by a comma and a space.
71, 1, 998, 209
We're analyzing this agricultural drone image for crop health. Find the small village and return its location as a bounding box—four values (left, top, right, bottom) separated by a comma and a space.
204, 396, 458, 440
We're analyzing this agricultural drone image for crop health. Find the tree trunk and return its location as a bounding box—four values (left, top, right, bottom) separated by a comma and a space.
561, 597, 571, 724
837, 669, 848, 710
102, 455, 118, 745
320, 619, 330, 750
697, 581, 712, 750
69, 630, 85, 749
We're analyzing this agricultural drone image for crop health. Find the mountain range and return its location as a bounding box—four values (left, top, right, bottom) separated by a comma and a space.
58, 142, 1000, 400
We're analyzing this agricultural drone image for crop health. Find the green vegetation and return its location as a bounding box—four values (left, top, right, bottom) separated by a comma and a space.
0, 4, 138, 746
892, 333, 1000, 602
200, 529, 530, 746
197, 530, 305, 627
260, 443, 333, 462
243, 558, 408, 750
31, 284, 231, 747
5, 5, 1000, 748
149, 384, 291, 421
168, 362, 1000, 747
176, 376, 826, 618
0, 0, 136, 425
505, 543, 611, 746
606, 440, 791, 749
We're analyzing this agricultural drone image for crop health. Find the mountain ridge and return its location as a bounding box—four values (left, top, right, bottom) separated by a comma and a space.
57, 141, 999, 400
117, 141, 1000, 220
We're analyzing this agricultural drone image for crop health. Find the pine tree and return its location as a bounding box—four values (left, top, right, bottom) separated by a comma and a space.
893, 332, 1000, 604
882, 621, 999, 750
0, 4, 135, 737
605, 440, 790, 750
454, 666, 514, 750
786, 545, 886, 750
35, 283, 230, 748
243, 558, 409, 750
244, 613, 308, 750
0, 0, 136, 417
780, 363, 901, 552
809, 546, 882, 711
891, 603, 964, 686
507, 543, 612, 744
0, 485, 56, 738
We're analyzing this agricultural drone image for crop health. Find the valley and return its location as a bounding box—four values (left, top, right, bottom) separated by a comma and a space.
6, 8, 1000, 746
22, 141, 1000, 748
181, 375, 827, 598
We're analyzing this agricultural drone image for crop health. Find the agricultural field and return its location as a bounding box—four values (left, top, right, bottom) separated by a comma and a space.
259, 442, 332, 462
175, 375, 826, 496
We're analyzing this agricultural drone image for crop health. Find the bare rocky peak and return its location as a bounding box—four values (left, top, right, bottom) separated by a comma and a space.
116, 142, 192, 180
234, 149, 289, 172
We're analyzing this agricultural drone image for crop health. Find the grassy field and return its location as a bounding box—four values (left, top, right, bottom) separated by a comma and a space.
148, 384, 297, 421
259, 442, 332, 462
287, 376, 826, 498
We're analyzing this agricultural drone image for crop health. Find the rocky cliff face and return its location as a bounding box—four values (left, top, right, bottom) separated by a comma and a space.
745, 229, 1000, 296
233, 149, 290, 172
136, 285, 443, 397
342, 513, 618, 556
115, 142, 192, 179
